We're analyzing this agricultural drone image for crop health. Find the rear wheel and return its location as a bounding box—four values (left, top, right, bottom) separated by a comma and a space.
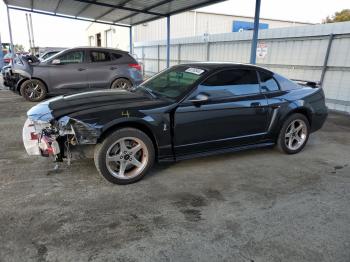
20, 79, 47, 102
94, 128, 155, 184
111, 78, 132, 91
277, 113, 310, 154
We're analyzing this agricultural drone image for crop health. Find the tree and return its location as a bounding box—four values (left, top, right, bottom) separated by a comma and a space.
323, 9, 350, 23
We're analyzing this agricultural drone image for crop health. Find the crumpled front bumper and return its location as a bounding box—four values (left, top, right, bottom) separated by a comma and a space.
22, 118, 60, 157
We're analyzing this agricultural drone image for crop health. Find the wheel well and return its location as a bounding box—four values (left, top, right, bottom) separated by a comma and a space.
98, 122, 158, 158
287, 108, 312, 126
110, 77, 132, 88
17, 78, 48, 93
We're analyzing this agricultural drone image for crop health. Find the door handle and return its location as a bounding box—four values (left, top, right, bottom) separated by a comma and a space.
110, 66, 118, 70
250, 102, 261, 107
78, 68, 86, 71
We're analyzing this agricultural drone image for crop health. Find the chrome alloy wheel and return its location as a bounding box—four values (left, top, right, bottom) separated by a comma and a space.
105, 137, 148, 179
25, 81, 44, 99
284, 119, 308, 151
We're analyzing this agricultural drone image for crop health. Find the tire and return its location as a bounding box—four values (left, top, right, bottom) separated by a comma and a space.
277, 113, 310, 154
94, 128, 155, 185
20, 79, 47, 102
111, 78, 132, 91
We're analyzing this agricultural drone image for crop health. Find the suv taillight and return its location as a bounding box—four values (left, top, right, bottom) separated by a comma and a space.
128, 63, 141, 71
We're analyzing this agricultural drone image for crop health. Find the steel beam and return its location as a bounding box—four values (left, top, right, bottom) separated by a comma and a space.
8, 6, 131, 28
54, 0, 63, 14
320, 33, 334, 87
250, 0, 261, 64
115, 0, 174, 23
0, 33, 4, 69
129, 26, 133, 54
6, 6, 14, 60
73, 0, 165, 17
94, 0, 133, 21
166, 15, 170, 68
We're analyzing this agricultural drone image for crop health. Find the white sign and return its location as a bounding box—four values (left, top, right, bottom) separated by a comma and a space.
185, 68, 205, 75
256, 42, 268, 59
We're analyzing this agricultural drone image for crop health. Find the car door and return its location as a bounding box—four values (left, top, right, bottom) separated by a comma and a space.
87, 50, 115, 89
174, 68, 270, 156
48, 49, 89, 93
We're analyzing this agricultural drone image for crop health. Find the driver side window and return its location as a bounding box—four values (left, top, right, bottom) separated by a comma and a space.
198, 69, 260, 99
57, 51, 84, 64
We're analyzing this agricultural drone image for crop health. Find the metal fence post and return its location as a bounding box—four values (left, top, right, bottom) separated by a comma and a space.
166, 15, 170, 68
206, 42, 210, 61
157, 44, 160, 72
129, 26, 133, 54
142, 46, 145, 76
320, 34, 334, 87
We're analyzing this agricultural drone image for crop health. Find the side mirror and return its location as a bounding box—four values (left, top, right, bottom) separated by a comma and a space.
188, 93, 209, 104
51, 59, 61, 65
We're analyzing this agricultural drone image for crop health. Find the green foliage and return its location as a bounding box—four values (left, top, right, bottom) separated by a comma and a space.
323, 9, 350, 23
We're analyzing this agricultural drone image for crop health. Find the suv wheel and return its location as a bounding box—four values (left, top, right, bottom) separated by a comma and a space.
111, 78, 132, 91
277, 113, 310, 154
94, 128, 155, 184
20, 79, 47, 102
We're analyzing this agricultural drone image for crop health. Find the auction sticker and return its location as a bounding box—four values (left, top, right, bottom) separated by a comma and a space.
185, 68, 205, 75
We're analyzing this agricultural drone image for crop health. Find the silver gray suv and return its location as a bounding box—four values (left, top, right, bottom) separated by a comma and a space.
16, 47, 143, 102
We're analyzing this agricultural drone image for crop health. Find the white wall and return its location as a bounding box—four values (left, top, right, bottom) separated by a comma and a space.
133, 11, 313, 42
86, 23, 130, 51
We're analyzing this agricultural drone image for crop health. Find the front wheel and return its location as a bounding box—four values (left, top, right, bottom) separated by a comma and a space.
94, 128, 155, 184
277, 113, 310, 154
20, 79, 47, 102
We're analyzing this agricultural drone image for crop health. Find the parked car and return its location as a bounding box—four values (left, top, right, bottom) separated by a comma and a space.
23, 63, 328, 184
3, 53, 13, 66
8, 47, 143, 102
2, 54, 39, 90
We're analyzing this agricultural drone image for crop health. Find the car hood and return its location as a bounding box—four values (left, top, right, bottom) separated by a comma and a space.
27, 89, 167, 121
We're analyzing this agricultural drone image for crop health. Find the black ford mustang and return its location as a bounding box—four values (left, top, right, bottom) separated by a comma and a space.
23, 63, 328, 184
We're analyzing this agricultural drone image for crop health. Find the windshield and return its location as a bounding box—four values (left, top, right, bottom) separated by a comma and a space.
140, 66, 206, 100
42, 49, 66, 63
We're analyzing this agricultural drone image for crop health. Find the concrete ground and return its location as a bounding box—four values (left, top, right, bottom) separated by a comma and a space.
0, 81, 350, 262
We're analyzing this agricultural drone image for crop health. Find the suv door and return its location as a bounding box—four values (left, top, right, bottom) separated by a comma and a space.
48, 49, 89, 93
174, 68, 270, 156
87, 50, 114, 89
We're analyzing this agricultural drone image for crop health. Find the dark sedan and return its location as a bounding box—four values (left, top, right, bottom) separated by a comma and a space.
6, 47, 143, 102
23, 63, 328, 184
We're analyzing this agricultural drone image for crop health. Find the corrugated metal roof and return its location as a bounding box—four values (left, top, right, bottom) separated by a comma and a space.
5, 0, 227, 27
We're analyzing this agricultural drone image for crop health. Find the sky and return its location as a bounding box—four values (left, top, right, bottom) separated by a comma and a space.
0, 0, 349, 50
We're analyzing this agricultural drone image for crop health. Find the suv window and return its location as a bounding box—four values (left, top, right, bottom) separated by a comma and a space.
259, 71, 279, 92
90, 51, 111, 62
57, 51, 84, 64
199, 69, 260, 98
111, 53, 123, 60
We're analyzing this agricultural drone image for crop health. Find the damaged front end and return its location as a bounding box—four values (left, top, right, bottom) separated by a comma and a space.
23, 104, 101, 163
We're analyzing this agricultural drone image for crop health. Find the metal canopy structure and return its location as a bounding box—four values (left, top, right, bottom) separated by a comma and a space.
3, 0, 262, 66
5, 0, 226, 27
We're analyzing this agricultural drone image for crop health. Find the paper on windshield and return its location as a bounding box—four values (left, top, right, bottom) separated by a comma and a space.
185, 68, 205, 75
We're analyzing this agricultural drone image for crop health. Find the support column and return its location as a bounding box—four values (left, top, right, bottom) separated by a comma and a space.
166, 15, 170, 68
129, 26, 133, 54
0, 33, 4, 69
6, 6, 15, 60
249, 0, 261, 64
